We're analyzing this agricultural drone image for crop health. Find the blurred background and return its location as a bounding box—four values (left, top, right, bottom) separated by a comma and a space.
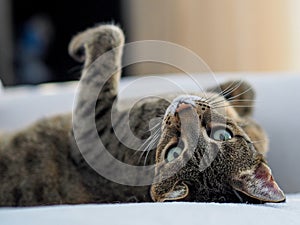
1, 0, 300, 86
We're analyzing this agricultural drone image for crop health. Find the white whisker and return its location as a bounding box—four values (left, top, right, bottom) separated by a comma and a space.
207, 80, 244, 103
226, 85, 253, 102
211, 99, 258, 108
212, 105, 255, 110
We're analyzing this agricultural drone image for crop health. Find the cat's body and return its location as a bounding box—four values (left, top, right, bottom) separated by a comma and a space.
0, 24, 285, 206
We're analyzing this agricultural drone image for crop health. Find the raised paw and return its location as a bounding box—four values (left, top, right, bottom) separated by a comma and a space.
69, 24, 124, 64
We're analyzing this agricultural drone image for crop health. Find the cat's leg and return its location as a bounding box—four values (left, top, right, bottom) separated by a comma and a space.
69, 24, 124, 162
69, 24, 124, 131
69, 24, 124, 100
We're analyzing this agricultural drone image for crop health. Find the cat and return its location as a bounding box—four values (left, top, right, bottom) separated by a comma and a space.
0, 24, 285, 206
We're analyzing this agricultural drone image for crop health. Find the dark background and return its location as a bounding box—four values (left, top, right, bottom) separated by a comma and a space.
12, 0, 123, 84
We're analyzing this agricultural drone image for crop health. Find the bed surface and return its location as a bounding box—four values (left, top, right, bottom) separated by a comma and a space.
1, 194, 300, 225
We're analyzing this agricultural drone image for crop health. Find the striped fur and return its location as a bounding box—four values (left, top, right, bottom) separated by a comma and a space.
0, 24, 281, 206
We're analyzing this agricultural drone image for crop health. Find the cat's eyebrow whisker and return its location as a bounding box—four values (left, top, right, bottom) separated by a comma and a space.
221, 80, 245, 99
139, 118, 163, 162
137, 140, 152, 163
134, 122, 161, 157
212, 81, 242, 101
210, 99, 258, 108
220, 80, 242, 95
205, 90, 235, 107
225, 85, 253, 102
229, 99, 258, 103
133, 135, 155, 158
212, 98, 258, 105
210, 98, 257, 106
206, 80, 244, 104
213, 80, 242, 99
136, 128, 161, 164
208, 84, 255, 108
139, 133, 160, 165
212, 105, 255, 110
135, 138, 155, 157
250, 140, 266, 144
143, 134, 160, 166
205, 85, 232, 103
147, 122, 162, 133
204, 84, 227, 103
205, 92, 223, 105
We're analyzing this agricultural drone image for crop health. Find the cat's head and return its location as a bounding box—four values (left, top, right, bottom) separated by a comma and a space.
150, 80, 285, 203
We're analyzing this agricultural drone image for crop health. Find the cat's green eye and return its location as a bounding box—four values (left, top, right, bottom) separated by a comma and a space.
211, 128, 233, 141
166, 146, 183, 162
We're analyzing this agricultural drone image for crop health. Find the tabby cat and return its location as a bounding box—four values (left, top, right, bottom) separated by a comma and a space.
0, 24, 285, 206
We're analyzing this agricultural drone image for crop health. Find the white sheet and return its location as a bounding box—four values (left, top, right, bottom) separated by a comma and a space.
1, 194, 300, 225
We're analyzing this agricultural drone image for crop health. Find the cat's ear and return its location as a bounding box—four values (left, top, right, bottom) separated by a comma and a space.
207, 80, 255, 117
150, 181, 189, 202
231, 162, 285, 202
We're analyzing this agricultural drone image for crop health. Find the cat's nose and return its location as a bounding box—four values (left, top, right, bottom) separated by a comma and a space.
176, 102, 195, 113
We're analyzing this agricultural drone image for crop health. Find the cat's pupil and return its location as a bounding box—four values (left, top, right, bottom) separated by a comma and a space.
219, 133, 226, 141
173, 152, 179, 158
211, 128, 232, 141
166, 146, 183, 162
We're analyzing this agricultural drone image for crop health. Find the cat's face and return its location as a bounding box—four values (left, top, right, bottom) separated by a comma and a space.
150, 82, 285, 203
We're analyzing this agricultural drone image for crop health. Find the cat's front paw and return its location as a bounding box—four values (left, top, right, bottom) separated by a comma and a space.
69, 24, 124, 63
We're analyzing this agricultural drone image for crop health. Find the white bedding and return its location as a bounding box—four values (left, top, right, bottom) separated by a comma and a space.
1, 194, 300, 225
0, 72, 300, 224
